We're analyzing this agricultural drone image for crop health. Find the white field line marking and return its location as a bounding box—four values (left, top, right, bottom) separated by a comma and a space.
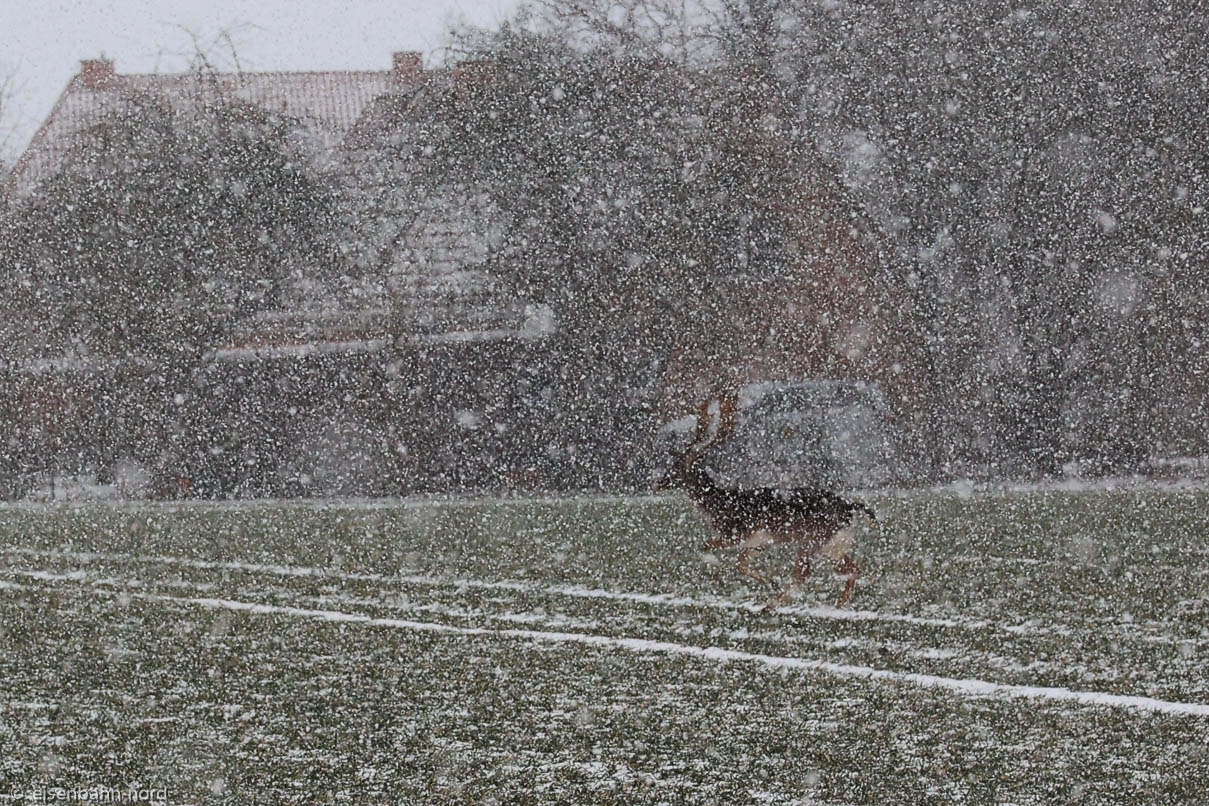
0, 569, 1154, 693
1, 546, 987, 631
22, 547, 1204, 644
2, 571, 1207, 719
0, 546, 1179, 639
0, 566, 1145, 685
0, 491, 658, 514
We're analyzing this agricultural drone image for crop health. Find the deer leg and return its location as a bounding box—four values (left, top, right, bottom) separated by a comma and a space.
701, 534, 726, 581
765, 546, 813, 611
834, 554, 859, 608
736, 546, 773, 588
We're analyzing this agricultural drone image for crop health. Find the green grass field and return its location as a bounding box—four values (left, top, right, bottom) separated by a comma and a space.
1, 488, 1207, 804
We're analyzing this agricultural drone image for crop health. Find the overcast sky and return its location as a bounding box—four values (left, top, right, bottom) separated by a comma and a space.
0, 0, 518, 162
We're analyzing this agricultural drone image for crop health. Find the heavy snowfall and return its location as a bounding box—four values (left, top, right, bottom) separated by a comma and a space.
0, 0, 1206, 803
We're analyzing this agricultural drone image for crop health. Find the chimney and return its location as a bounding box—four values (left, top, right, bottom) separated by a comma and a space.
452, 59, 492, 102
80, 58, 115, 90
392, 51, 422, 84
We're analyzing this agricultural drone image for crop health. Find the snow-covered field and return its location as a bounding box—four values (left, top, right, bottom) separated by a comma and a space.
1, 490, 1207, 803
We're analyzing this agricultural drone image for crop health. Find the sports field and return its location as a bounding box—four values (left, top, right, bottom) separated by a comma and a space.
0, 488, 1207, 803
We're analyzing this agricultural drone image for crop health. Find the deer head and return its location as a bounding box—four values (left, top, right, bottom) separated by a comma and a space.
655, 394, 738, 492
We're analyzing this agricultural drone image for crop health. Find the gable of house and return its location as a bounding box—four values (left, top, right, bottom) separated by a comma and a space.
6, 58, 404, 197
4, 54, 545, 354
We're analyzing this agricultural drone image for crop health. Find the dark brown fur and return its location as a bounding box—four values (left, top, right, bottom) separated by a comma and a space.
657, 400, 874, 609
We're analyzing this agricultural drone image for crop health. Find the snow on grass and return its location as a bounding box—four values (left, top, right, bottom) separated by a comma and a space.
6, 566, 1209, 719
12, 542, 1199, 643
2, 490, 1209, 801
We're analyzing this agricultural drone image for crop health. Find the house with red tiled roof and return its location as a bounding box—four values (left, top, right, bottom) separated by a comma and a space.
0, 53, 559, 499
0, 51, 912, 496
4, 52, 549, 350
7, 57, 398, 196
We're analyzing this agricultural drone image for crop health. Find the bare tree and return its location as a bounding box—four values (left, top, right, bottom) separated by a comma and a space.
432, 0, 1209, 481
0, 67, 15, 186
3, 76, 340, 362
